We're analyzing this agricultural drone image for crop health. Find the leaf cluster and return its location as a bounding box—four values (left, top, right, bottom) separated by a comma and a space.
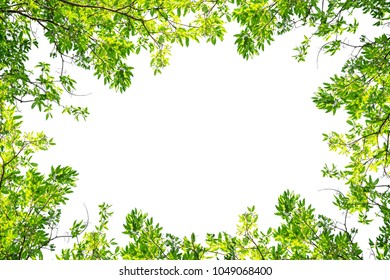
0, 106, 78, 259
0, 0, 230, 119
56, 190, 363, 260
2, 0, 390, 260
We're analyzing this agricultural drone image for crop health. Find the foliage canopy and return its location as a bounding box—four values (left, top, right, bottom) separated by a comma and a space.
0, 0, 389, 259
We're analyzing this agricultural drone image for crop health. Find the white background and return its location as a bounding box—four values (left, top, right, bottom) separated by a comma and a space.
21, 19, 379, 257
0, 260, 387, 279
